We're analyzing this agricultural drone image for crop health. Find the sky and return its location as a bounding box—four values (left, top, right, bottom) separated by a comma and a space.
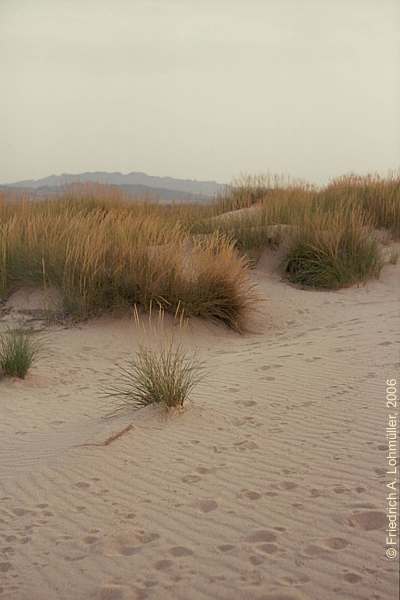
1, 0, 399, 185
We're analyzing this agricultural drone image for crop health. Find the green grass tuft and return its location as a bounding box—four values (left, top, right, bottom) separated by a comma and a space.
282, 211, 383, 289
107, 343, 205, 410
0, 328, 42, 379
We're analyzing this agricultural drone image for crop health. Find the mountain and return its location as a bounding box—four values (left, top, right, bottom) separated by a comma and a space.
2, 171, 227, 202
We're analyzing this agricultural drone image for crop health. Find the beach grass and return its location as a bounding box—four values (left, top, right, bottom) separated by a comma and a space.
281, 209, 383, 289
0, 172, 398, 322
106, 343, 204, 410
0, 195, 258, 330
0, 328, 42, 379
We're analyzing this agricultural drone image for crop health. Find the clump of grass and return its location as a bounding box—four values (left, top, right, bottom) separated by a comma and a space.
215, 173, 313, 213
323, 173, 400, 237
107, 344, 204, 410
1, 173, 398, 327
0, 328, 42, 379
282, 210, 383, 289
0, 195, 258, 330
174, 234, 259, 331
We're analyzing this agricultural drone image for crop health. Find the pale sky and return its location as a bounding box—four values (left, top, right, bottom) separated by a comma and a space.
1, 0, 399, 184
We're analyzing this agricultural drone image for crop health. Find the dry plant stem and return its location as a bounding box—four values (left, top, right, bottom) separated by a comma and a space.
77, 423, 134, 448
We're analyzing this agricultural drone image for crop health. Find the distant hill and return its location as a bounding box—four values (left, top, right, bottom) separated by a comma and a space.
1, 171, 227, 202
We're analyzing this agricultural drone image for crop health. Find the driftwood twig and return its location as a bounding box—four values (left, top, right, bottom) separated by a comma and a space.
78, 423, 134, 448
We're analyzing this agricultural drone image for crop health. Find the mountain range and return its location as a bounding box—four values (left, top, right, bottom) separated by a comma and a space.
1, 171, 227, 202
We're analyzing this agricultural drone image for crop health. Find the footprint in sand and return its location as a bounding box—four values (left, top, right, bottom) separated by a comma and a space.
278, 573, 310, 587
195, 466, 214, 475
348, 510, 386, 531
74, 481, 91, 489
333, 485, 350, 494
343, 572, 363, 583
322, 537, 349, 550
182, 474, 202, 484
169, 546, 193, 557
279, 481, 298, 491
234, 440, 259, 451
259, 543, 279, 554
241, 400, 258, 407
12, 508, 34, 517
83, 535, 99, 545
103, 530, 160, 557
249, 554, 265, 565
218, 544, 235, 553
96, 585, 146, 600
238, 489, 262, 501
194, 499, 219, 513
154, 559, 173, 570
212, 445, 227, 454
245, 530, 277, 543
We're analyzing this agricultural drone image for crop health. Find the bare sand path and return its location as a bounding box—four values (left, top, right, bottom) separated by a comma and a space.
1, 256, 399, 600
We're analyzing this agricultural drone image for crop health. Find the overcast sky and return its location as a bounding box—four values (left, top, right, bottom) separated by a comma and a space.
1, 0, 399, 184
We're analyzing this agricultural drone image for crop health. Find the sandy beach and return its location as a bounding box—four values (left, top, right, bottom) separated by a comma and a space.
2, 1, 399, 596
1, 250, 399, 600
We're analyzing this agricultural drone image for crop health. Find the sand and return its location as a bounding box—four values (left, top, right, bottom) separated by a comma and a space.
0, 250, 399, 600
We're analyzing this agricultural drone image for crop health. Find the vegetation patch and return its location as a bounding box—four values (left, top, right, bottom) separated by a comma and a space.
282, 211, 383, 289
106, 344, 204, 411
0, 328, 42, 379
0, 172, 398, 323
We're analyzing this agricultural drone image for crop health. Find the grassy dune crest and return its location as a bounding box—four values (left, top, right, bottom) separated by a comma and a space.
0, 172, 398, 326
202, 172, 400, 242
0, 196, 257, 330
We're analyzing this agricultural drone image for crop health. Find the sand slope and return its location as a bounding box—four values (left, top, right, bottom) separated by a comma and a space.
0, 255, 399, 600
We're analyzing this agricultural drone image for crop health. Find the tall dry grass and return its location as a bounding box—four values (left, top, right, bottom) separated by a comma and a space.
213, 172, 400, 229
282, 209, 383, 288
0, 171, 397, 310
321, 173, 400, 236
192, 172, 400, 257
0, 193, 258, 330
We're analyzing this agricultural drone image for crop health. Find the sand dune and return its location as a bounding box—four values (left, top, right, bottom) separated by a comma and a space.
0, 252, 399, 600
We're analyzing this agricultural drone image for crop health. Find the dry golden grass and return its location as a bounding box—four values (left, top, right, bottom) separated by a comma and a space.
0, 191, 257, 330
321, 173, 400, 236
0, 172, 398, 320
192, 172, 400, 254
282, 209, 383, 288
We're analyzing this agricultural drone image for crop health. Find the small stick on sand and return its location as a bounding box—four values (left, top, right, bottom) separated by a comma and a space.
77, 423, 134, 448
